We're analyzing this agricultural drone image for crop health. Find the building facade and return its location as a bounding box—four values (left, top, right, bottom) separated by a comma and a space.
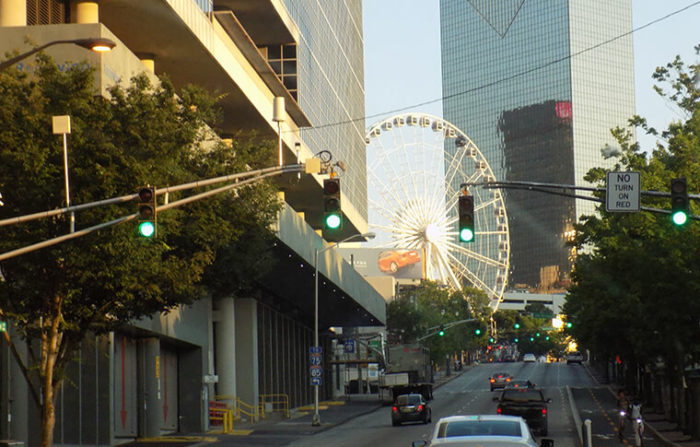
440, 0, 635, 288
0, 1, 382, 445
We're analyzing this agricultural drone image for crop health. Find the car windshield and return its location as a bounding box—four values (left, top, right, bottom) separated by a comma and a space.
501, 390, 544, 402
437, 420, 522, 437
397, 395, 421, 405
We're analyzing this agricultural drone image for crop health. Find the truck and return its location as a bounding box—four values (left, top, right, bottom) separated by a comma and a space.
493, 387, 551, 435
378, 344, 433, 403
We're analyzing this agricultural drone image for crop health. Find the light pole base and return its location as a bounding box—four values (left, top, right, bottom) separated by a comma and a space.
311, 413, 321, 426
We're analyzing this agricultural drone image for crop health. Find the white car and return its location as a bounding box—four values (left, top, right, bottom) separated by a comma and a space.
522, 353, 536, 363
411, 415, 554, 447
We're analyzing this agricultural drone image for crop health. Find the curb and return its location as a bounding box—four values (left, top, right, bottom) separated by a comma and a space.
566, 385, 584, 447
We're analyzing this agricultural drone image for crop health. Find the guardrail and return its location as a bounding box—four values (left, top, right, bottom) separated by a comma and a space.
216, 395, 260, 423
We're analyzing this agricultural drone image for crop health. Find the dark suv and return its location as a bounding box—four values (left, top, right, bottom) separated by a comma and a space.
391, 393, 432, 426
494, 388, 551, 435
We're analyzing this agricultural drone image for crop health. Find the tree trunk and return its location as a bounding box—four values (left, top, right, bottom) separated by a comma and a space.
40, 296, 62, 447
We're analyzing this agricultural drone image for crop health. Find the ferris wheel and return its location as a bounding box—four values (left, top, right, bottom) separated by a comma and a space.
365, 113, 510, 311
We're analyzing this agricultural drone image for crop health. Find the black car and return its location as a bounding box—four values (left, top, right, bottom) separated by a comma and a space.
391, 393, 432, 426
494, 388, 551, 435
504, 379, 536, 389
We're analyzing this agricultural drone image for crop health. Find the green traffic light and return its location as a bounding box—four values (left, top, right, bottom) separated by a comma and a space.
536, 332, 540, 337
566, 322, 573, 329
514, 338, 519, 343
672, 210, 688, 226
529, 337, 534, 342
138, 221, 155, 237
325, 213, 341, 229
438, 330, 445, 336
489, 337, 494, 343
514, 323, 520, 329
459, 227, 474, 242
474, 329, 481, 335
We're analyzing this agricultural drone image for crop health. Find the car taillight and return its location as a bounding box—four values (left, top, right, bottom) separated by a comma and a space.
417, 404, 424, 412
542, 408, 547, 415
506, 378, 511, 382
490, 379, 495, 383
497, 407, 502, 414
392, 406, 398, 412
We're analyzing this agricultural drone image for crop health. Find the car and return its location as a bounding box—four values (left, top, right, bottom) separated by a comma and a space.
391, 393, 432, 426
566, 351, 583, 364
494, 388, 551, 435
522, 353, 536, 363
504, 379, 536, 389
489, 372, 512, 391
411, 414, 554, 447
378, 249, 421, 273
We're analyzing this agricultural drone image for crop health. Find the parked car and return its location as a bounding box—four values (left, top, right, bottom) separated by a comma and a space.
566, 351, 583, 364
522, 353, 536, 363
391, 393, 432, 426
411, 414, 554, 447
494, 388, 552, 435
489, 372, 512, 391
378, 249, 421, 273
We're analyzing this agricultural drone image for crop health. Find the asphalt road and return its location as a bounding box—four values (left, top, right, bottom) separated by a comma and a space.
291, 361, 591, 447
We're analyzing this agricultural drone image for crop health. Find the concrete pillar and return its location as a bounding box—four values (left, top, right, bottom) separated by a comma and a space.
214, 298, 236, 398
140, 338, 161, 438
235, 298, 259, 409
75, 1, 99, 24
0, 0, 26, 26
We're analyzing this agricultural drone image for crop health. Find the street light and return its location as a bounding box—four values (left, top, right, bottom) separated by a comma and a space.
0, 37, 116, 71
312, 231, 375, 427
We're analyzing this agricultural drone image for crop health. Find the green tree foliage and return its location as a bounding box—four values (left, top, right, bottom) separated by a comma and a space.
0, 55, 280, 446
386, 280, 490, 362
564, 45, 700, 382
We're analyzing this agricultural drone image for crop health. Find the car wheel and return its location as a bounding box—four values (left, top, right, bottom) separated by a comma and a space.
390, 262, 398, 273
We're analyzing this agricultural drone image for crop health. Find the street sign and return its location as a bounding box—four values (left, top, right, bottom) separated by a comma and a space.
310, 355, 322, 366
344, 339, 355, 354
310, 366, 322, 377
309, 346, 322, 354
311, 377, 322, 386
606, 172, 640, 212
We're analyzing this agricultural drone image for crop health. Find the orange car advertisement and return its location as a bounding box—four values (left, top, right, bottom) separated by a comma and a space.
337, 248, 423, 279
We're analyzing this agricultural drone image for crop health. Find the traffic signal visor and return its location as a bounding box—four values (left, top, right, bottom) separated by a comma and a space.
458, 194, 475, 242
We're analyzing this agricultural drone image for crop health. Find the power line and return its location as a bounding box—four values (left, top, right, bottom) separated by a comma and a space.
301, 1, 700, 133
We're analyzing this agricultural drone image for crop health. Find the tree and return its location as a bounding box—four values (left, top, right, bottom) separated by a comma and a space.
564, 45, 700, 387
386, 280, 490, 363
0, 55, 280, 446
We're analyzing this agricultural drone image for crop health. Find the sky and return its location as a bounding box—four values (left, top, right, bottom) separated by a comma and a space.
363, 0, 700, 153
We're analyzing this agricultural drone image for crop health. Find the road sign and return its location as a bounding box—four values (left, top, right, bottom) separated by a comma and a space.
310, 355, 322, 366
309, 346, 322, 354
606, 172, 640, 212
311, 377, 322, 386
344, 339, 355, 354
310, 366, 322, 377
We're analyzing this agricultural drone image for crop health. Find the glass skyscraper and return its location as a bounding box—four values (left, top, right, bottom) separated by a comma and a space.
441, 0, 634, 288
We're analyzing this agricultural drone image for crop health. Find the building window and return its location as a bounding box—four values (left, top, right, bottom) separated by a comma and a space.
260, 44, 298, 101
27, 0, 66, 25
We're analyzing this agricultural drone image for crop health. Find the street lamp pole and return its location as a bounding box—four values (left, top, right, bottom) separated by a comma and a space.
311, 231, 375, 427
0, 37, 116, 72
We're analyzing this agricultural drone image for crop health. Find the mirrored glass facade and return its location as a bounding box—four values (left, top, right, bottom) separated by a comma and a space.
283, 0, 368, 222
440, 0, 634, 288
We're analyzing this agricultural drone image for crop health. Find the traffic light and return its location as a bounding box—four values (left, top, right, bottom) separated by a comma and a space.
323, 178, 342, 230
514, 323, 520, 329
438, 325, 445, 337
137, 186, 157, 238
670, 177, 689, 226
489, 337, 495, 343
514, 338, 519, 343
566, 322, 573, 329
458, 193, 475, 242
474, 329, 482, 336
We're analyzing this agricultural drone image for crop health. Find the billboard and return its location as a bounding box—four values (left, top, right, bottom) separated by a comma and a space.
337, 248, 424, 279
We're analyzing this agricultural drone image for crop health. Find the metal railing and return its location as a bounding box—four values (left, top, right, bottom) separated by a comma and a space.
216, 395, 260, 423
208, 401, 233, 433
260, 394, 290, 419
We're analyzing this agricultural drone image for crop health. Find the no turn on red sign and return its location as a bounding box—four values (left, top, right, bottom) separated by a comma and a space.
606, 172, 640, 212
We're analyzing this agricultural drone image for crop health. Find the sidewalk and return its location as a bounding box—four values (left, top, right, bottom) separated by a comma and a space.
119, 368, 467, 446
584, 363, 700, 447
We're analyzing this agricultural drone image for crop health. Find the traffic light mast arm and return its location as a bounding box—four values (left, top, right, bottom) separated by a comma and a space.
417, 318, 478, 341
0, 163, 312, 261
465, 180, 699, 221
